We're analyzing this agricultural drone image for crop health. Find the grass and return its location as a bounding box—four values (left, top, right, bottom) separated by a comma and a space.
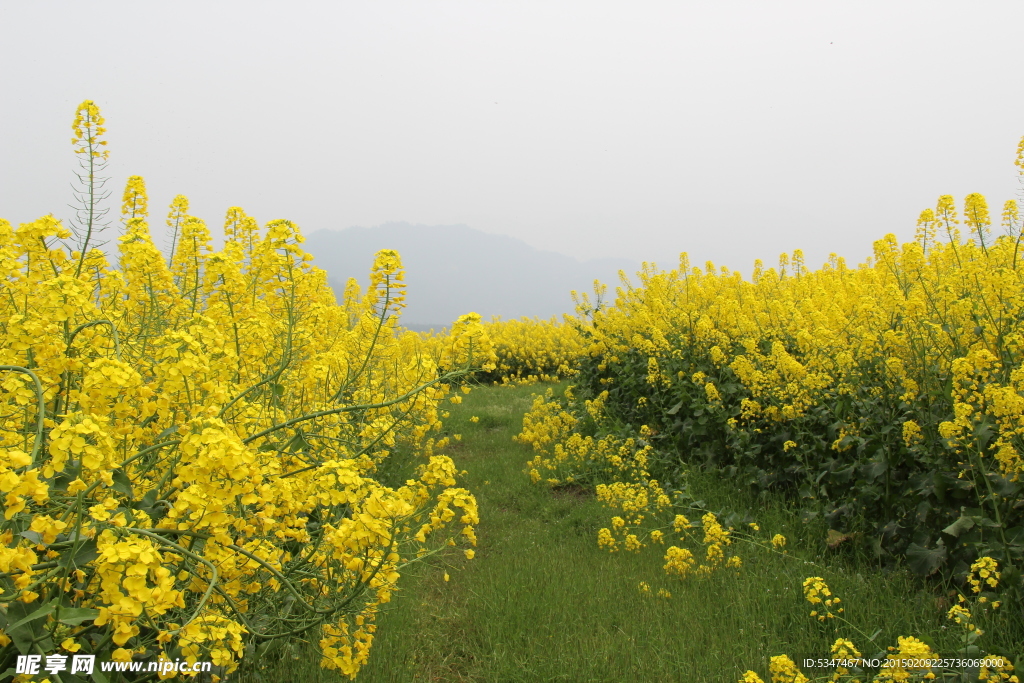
236, 382, 1015, 682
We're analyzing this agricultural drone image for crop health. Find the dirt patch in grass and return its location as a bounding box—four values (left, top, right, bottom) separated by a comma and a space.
551, 482, 593, 500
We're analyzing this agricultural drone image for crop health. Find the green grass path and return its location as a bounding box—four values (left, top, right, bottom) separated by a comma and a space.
238, 382, 1009, 682
353, 383, 972, 683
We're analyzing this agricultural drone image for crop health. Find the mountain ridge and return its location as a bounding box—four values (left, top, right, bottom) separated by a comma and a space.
301, 222, 639, 327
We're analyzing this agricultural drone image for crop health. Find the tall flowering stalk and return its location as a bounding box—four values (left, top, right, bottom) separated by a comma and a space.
69, 100, 112, 277
0, 103, 495, 680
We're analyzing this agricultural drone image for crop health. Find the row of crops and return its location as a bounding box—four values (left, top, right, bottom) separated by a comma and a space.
513, 140, 1024, 678
525, 200, 1024, 578
1, 103, 493, 679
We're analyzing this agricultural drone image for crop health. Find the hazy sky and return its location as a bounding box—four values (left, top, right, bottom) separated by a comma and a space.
2, 1, 1021, 275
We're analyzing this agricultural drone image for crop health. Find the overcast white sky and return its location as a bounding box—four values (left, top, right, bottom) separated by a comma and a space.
2, 1, 1021, 275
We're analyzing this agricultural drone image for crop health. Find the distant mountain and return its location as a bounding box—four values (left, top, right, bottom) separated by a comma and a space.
301, 222, 639, 328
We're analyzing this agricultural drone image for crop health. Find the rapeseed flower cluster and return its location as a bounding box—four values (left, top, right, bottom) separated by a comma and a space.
802, 576, 843, 621
969, 555, 1001, 593
517, 387, 781, 582
477, 316, 586, 384
0, 102, 490, 678
514, 136, 1024, 622
509, 137, 1024, 678
738, 572, 1017, 682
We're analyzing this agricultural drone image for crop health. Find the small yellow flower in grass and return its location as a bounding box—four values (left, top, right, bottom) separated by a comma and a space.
977, 654, 1017, 682
783, 440, 797, 452
444, 572, 450, 582
947, 603, 970, 625
701, 513, 729, 546
663, 546, 695, 578
638, 581, 651, 594
464, 549, 475, 559
969, 556, 1000, 593
803, 576, 840, 620
449, 395, 462, 404
597, 528, 618, 552
656, 588, 671, 599
469, 416, 480, 423
740, 672, 765, 683
771, 534, 786, 549
748, 522, 760, 531
768, 655, 809, 683
461, 385, 471, 394
881, 636, 939, 679
650, 530, 664, 544
829, 637, 861, 677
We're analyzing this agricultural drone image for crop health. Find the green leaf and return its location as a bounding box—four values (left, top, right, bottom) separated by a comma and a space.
156, 425, 179, 440
864, 460, 887, 481
19, 530, 43, 545
58, 539, 98, 569
56, 607, 100, 626
973, 420, 995, 450
287, 431, 312, 453
942, 516, 975, 538
906, 542, 947, 576
111, 469, 133, 497
831, 465, 855, 484
7, 601, 56, 632
6, 600, 58, 652
915, 501, 931, 524
139, 488, 159, 508
974, 515, 1001, 529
